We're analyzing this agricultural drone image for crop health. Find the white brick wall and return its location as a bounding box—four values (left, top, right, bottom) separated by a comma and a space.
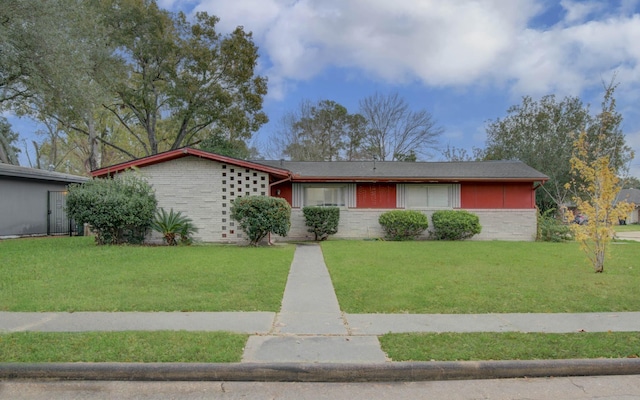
137, 156, 268, 243
277, 208, 538, 242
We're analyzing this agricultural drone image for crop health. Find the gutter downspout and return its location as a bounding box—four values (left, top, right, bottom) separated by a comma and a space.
268, 173, 293, 245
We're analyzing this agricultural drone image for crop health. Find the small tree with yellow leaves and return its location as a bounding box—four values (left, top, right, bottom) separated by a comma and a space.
567, 82, 634, 273
568, 135, 634, 273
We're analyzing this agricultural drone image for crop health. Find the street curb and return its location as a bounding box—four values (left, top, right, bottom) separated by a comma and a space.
1, 359, 639, 382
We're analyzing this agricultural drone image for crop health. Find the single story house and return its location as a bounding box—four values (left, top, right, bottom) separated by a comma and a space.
91, 148, 549, 242
616, 188, 640, 224
0, 163, 88, 237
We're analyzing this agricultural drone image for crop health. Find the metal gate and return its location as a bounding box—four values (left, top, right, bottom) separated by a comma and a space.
47, 191, 74, 235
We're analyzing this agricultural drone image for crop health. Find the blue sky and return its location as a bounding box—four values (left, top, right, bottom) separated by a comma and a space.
8, 0, 640, 177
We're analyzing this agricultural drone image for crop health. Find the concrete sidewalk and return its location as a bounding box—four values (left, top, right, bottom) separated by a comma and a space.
616, 231, 640, 242
3, 310, 639, 335
3, 311, 639, 334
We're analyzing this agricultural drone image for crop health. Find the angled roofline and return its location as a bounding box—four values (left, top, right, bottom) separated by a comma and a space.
91, 148, 291, 179
0, 163, 88, 184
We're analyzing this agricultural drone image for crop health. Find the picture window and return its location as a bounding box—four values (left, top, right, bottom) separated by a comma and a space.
303, 186, 345, 207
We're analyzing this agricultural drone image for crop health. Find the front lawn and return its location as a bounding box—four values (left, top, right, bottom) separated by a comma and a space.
614, 223, 640, 232
0, 331, 246, 362
322, 241, 640, 314
380, 332, 640, 361
0, 237, 294, 312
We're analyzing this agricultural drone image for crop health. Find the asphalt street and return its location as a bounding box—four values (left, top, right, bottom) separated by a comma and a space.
2, 375, 640, 400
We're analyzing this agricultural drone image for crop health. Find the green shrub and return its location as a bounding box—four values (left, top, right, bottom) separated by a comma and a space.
66, 172, 157, 245
378, 210, 429, 241
302, 206, 340, 241
537, 209, 573, 242
230, 196, 291, 246
151, 208, 198, 246
431, 210, 481, 240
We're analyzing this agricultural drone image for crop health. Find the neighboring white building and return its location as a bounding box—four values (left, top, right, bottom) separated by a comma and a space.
91, 148, 549, 243
616, 188, 640, 224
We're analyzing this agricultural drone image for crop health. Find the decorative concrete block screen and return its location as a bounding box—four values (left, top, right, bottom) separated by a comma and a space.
219, 164, 269, 240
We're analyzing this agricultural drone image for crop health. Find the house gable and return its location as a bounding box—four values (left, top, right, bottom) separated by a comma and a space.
91, 148, 290, 180
103, 154, 273, 243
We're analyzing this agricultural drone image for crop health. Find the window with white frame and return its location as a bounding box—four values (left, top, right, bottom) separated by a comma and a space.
292, 183, 356, 208
304, 186, 345, 206
406, 185, 452, 208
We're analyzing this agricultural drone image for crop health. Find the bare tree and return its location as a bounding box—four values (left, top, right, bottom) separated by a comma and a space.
441, 144, 486, 161
359, 92, 442, 161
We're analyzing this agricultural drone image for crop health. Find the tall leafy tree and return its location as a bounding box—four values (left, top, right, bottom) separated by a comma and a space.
0, 117, 20, 164
359, 92, 442, 161
1, 0, 88, 104
31, 112, 134, 174
621, 176, 640, 189
198, 130, 256, 159
484, 86, 631, 212
102, 1, 268, 156
2, 0, 126, 171
276, 99, 366, 161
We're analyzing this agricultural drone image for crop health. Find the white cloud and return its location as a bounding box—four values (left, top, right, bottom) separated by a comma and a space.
191, 0, 640, 102
507, 14, 640, 97
560, 0, 604, 23
194, 0, 540, 95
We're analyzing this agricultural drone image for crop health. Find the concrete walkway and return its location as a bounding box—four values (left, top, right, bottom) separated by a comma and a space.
242, 244, 388, 363
2, 243, 640, 364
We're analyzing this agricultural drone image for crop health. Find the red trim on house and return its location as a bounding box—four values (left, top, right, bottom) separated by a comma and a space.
289, 176, 545, 183
460, 182, 536, 209
356, 183, 397, 208
91, 148, 290, 179
271, 182, 293, 204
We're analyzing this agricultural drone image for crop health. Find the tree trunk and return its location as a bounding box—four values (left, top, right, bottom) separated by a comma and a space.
594, 246, 605, 273
86, 116, 100, 171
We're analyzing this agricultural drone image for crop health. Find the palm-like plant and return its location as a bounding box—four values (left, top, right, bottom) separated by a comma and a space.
178, 220, 199, 245
151, 208, 198, 245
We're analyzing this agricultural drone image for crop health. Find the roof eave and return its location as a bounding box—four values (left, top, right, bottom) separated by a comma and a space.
0, 167, 88, 184
91, 148, 291, 179
290, 176, 549, 183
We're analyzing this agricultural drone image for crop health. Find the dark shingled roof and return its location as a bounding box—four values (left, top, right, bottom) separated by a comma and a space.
254, 160, 549, 182
0, 163, 88, 184
616, 188, 640, 204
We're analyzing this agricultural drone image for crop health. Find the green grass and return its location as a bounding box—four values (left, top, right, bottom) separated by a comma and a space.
322, 240, 640, 314
614, 223, 640, 232
0, 237, 295, 312
380, 332, 640, 361
0, 331, 246, 362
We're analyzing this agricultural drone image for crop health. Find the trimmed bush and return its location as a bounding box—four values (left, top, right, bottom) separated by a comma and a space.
66, 172, 157, 245
431, 210, 481, 240
230, 196, 291, 246
378, 210, 429, 241
537, 209, 573, 242
302, 206, 340, 241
